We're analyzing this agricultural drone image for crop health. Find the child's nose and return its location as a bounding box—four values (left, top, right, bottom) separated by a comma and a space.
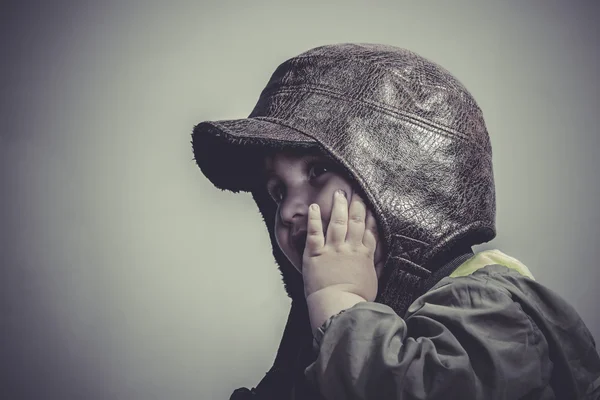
279, 195, 309, 227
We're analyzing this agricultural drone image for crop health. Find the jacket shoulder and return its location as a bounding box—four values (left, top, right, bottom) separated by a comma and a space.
424, 263, 600, 398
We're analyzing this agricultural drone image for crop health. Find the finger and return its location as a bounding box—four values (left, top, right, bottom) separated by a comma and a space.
326, 189, 348, 246
306, 203, 325, 254
346, 192, 367, 245
363, 209, 379, 253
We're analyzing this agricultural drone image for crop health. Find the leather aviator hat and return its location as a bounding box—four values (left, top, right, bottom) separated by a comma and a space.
191, 43, 496, 398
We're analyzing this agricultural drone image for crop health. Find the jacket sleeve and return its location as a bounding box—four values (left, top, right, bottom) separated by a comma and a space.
304, 275, 553, 400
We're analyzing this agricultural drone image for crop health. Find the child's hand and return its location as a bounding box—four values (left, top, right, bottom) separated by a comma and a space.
302, 189, 379, 302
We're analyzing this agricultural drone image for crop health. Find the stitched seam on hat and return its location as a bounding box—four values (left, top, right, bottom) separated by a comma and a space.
389, 256, 431, 278
266, 86, 470, 141
287, 49, 475, 105
273, 85, 469, 140
391, 234, 429, 245
239, 117, 319, 143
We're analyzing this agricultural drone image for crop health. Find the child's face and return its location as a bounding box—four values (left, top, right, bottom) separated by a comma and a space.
263, 150, 385, 277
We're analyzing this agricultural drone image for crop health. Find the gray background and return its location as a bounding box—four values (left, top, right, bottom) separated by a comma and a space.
1, 1, 598, 399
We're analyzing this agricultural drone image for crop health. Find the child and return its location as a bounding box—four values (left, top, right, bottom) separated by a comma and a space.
191, 44, 600, 399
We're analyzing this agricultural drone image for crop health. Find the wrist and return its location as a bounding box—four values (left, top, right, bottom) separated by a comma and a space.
306, 288, 367, 334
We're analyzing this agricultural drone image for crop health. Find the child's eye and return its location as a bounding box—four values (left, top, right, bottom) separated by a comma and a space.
267, 182, 285, 204
308, 163, 331, 179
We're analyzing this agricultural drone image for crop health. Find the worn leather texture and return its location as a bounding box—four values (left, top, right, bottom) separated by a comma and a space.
191, 43, 496, 398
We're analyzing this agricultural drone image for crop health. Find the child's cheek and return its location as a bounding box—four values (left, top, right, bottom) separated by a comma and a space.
274, 225, 287, 253
318, 183, 354, 215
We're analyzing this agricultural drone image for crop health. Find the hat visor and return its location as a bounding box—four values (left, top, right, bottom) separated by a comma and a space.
192, 117, 319, 192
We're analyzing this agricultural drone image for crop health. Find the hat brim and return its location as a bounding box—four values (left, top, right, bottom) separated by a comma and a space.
192, 117, 319, 193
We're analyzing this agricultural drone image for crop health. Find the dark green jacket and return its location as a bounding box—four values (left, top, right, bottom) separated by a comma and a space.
297, 250, 600, 399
